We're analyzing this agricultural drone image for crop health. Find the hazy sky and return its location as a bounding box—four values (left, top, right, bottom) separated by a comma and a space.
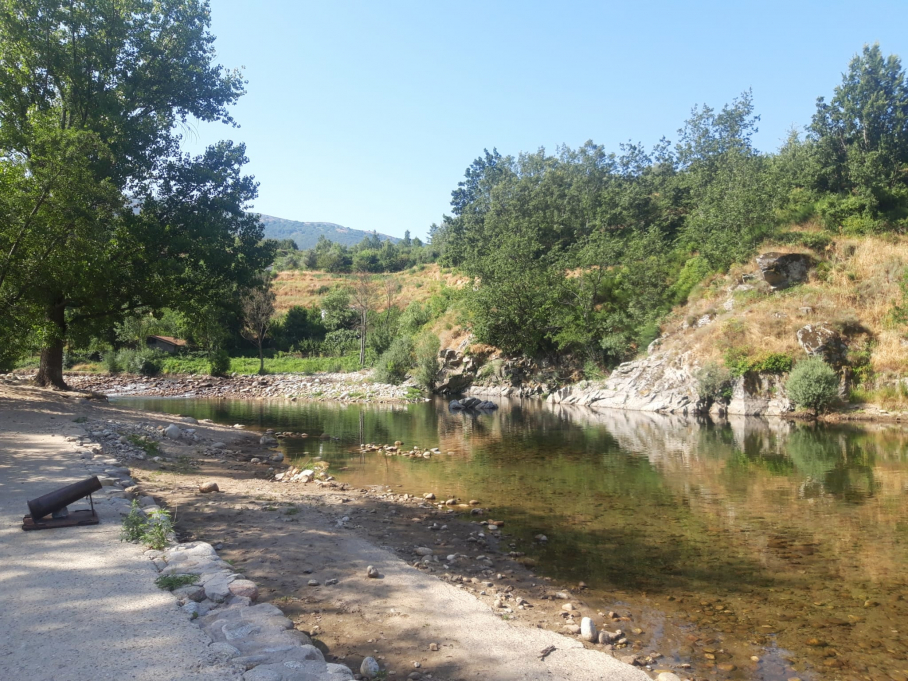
183, 0, 908, 240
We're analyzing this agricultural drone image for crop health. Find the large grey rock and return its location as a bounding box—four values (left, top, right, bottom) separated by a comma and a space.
756, 252, 813, 290
204, 573, 238, 602
164, 424, 182, 439
797, 323, 848, 366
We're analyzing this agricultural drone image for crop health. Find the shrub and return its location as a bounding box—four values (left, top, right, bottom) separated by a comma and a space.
413, 333, 440, 390
120, 500, 146, 542
695, 361, 733, 402
374, 335, 414, 385
103, 351, 122, 374
724, 349, 793, 377
208, 349, 230, 376
118, 348, 163, 376
141, 507, 174, 550
786, 357, 839, 415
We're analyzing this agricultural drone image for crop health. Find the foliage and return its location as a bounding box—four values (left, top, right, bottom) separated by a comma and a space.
695, 362, 734, 401
120, 500, 147, 543
278, 231, 439, 274
724, 349, 793, 377
155, 573, 200, 591
126, 434, 160, 457
786, 358, 840, 415
208, 349, 231, 377
141, 508, 175, 550
119, 348, 165, 376
374, 336, 415, 385
240, 277, 276, 375
0, 0, 271, 387
413, 333, 441, 390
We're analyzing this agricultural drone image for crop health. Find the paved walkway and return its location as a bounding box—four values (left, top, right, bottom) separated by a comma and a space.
0, 386, 237, 681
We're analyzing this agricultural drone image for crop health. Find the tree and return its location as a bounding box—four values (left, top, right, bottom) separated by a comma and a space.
240, 278, 275, 375
0, 0, 269, 388
810, 44, 908, 229
350, 272, 377, 366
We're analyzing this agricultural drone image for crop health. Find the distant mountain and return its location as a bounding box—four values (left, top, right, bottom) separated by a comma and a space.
257, 214, 399, 249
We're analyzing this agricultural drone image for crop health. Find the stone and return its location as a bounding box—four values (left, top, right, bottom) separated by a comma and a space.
211, 442, 226, 449
199, 481, 219, 493
228, 579, 259, 601
797, 323, 848, 366
563, 624, 581, 634
361, 656, 381, 678
173, 584, 206, 602
415, 547, 433, 556
139, 495, 156, 507
561, 603, 575, 611
307, 579, 320, 586
366, 565, 380, 578
260, 435, 278, 446
580, 617, 598, 642
423, 493, 435, 500
756, 252, 814, 290
656, 674, 682, 681
163, 424, 182, 439
208, 641, 240, 661
270, 452, 284, 463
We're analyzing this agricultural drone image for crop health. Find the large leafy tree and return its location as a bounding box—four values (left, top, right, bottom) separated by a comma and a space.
811, 44, 908, 228
0, 0, 270, 387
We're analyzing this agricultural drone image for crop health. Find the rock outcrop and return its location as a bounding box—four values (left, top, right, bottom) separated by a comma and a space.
797, 323, 848, 366
756, 252, 814, 290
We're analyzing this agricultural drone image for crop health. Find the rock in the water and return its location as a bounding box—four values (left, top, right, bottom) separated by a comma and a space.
656, 674, 682, 681
360, 656, 381, 678
756, 251, 813, 290
270, 452, 284, 463
366, 565, 380, 578
259, 435, 277, 446
580, 617, 598, 642
163, 424, 182, 439
797, 323, 848, 366
199, 481, 219, 493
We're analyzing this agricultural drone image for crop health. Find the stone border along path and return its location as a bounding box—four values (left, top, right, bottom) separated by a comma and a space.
68, 420, 355, 681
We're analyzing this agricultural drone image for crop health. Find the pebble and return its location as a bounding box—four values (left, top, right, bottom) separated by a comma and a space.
366, 565, 380, 578
580, 617, 598, 642
198, 481, 219, 493
307, 579, 320, 586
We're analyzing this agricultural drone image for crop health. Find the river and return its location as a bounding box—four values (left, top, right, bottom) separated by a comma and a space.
115, 395, 908, 681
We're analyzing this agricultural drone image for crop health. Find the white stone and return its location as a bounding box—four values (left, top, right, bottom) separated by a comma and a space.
580, 616, 598, 642
163, 424, 182, 439
656, 674, 682, 681
360, 656, 381, 678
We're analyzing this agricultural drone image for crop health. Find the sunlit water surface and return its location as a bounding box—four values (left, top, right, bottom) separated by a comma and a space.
115, 396, 908, 681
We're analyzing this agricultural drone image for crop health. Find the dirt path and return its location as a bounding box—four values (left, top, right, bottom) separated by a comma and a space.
0, 381, 239, 681
0, 378, 655, 681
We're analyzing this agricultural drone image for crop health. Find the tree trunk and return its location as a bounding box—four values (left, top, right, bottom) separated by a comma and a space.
35, 300, 68, 389
359, 312, 367, 367
258, 339, 265, 375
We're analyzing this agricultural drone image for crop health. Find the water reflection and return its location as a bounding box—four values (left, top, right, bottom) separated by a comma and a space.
116, 396, 908, 679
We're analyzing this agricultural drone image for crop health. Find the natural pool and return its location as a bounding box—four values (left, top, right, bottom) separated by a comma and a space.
116, 396, 908, 680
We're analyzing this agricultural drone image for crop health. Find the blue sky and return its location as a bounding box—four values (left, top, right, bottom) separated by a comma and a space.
184, 0, 908, 240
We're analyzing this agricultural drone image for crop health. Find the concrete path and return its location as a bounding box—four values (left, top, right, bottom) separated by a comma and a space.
0, 387, 238, 681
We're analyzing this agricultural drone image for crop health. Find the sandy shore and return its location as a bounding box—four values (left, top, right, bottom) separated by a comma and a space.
0, 377, 655, 681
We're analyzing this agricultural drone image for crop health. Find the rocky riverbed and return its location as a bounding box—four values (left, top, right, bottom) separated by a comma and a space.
50, 370, 417, 403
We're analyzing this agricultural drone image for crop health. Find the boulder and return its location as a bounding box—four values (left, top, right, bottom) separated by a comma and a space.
228, 579, 259, 601
163, 424, 182, 439
360, 656, 381, 678
756, 252, 814, 290
797, 323, 848, 366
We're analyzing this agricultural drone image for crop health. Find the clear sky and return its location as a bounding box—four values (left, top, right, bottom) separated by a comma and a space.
183, 0, 908, 240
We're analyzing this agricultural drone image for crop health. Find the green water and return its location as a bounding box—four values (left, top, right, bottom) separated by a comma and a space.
116, 396, 908, 680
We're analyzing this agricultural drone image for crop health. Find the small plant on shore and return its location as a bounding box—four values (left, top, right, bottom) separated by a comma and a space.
208, 349, 231, 376
413, 332, 440, 390
73, 416, 88, 423
120, 500, 147, 542
155, 573, 199, 591
786, 357, 840, 416
127, 434, 160, 457
695, 361, 733, 402
141, 508, 175, 550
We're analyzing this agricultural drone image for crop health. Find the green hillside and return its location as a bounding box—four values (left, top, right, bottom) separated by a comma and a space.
258, 214, 399, 249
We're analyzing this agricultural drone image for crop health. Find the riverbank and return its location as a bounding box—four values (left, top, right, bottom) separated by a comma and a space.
16, 370, 416, 403
0, 379, 651, 681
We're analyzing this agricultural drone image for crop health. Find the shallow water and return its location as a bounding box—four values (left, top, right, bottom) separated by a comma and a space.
116, 396, 908, 680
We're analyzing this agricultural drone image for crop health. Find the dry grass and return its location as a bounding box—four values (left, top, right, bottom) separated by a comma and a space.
660, 235, 908, 374
271, 264, 469, 313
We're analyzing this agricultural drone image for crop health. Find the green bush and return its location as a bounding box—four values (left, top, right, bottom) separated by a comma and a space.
117, 348, 163, 376
695, 361, 733, 402
724, 349, 793, 377
786, 357, 839, 415
374, 335, 414, 385
208, 349, 230, 376
120, 500, 146, 542
413, 332, 440, 390
103, 351, 122, 374
141, 507, 174, 550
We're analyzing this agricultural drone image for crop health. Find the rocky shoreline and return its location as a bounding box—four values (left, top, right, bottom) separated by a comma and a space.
39, 370, 416, 403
